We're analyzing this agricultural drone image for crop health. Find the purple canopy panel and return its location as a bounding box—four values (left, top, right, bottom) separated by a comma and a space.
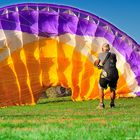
58, 13, 78, 35
19, 10, 38, 35
39, 12, 59, 37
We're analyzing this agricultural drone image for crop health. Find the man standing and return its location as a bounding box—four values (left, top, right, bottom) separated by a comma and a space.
94, 44, 119, 109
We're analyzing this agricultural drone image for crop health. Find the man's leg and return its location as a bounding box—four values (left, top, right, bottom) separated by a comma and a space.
109, 71, 118, 108
99, 88, 104, 104
110, 89, 116, 107
97, 88, 105, 109
98, 78, 107, 109
109, 77, 118, 108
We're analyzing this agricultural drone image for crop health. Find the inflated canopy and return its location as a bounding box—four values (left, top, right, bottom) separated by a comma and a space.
0, 3, 140, 107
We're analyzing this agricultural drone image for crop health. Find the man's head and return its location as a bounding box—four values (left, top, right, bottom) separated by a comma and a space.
102, 44, 110, 52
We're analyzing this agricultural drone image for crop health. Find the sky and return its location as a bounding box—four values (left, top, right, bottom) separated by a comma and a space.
0, 0, 140, 44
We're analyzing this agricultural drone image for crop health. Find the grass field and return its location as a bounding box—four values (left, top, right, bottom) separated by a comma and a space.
0, 97, 140, 140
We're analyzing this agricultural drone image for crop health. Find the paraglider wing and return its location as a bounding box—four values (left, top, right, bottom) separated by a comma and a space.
0, 3, 139, 107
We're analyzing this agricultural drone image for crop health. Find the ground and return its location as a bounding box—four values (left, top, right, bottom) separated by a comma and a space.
0, 97, 140, 140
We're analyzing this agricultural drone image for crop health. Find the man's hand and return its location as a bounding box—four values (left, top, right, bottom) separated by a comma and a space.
94, 59, 100, 66
94, 59, 103, 69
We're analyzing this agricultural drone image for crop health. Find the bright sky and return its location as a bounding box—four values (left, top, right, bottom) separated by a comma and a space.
0, 0, 140, 44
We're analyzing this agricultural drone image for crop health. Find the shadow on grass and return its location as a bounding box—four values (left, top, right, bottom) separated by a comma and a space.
38, 98, 72, 104
0, 114, 47, 117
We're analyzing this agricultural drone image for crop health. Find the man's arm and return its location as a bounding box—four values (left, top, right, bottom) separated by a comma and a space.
94, 59, 100, 67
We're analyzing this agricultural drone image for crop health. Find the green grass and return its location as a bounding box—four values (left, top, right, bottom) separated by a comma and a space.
0, 97, 140, 140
